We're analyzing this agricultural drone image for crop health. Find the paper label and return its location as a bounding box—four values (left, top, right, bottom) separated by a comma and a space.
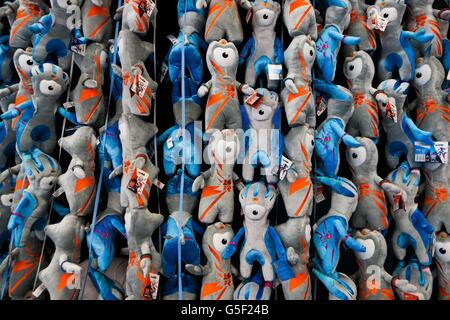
63, 101, 75, 109
368, 13, 388, 31
139, 0, 155, 17
385, 100, 398, 123
131, 73, 149, 98
32, 283, 46, 298
245, 91, 263, 108
167, 137, 174, 149
160, 62, 169, 82
154, 179, 165, 190
246, 8, 253, 23
167, 35, 178, 45
314, 183, 325, 203
127, 168, 149, 194
71, 43, 86, 56
278, 156, 293, 181
415, 141, 448, 163
317, 97, 327, 116
52, 187, 65, 198
268, 64, 283, 81
143, 273, 160, 300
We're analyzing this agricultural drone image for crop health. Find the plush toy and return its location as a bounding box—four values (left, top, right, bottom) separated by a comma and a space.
29, 0, 86, 71
342, 0, 376, 57
0, 0, 46, 49
406, 0, 449, 58
346, 137, 403, 231
1, 63, 69, 156
314, 82, 360, 178
172, 77, 203, 126
186, 222, 237, 300
367, 0, 433, 81
81, 0, 113, 43
278, 125, 314, 218
240, 0, 283, 90
283, 0, 317, 39
177, 0, 207, 36
353, 229, 417, 300
116, 113, 159, 209
199, 39, 254, 131
386, 162, 435, 266
0, 86, 17, 171
241, 88, 282, 184
197, 0, 252, 44
233, 269, 271, 300
57, 126, 97, 217
116, 30, 157, 117
162, 273, 198, 300
192, 129, 242, 224
312, 176, 366, 300
223, 182, 294, 286
276, 216, 312, 300
0, 168, 15, 247
8, 147, 60, 248
281, 35, 316, 128
71, 43, 109, 126
38, 214, 85, 300
435, 232, 450, 300
343, 50, 379, 140
162, 173, 203, 279
116, 0, 157, 35
0, 36, 14, 86
393, 259, 433, 300
125, 208, 163, 300
315, 3, 360, 83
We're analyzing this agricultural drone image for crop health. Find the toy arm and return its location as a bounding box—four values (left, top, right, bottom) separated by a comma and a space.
239, 38, 254, 66
186, 263, 210, 276
222, 227, 245, 259
402, 30, 434, 43
329, 121, 361, 147
329, 31, 360, 46
1, 101, 32, 120
237, 0, 252, 10
235, 81, 255, 95
58, 107, 80, 126
233, 172, 244, 191
192, 168, 212, 191
402, 114, 434, 145
59, 254, 82, 274
29, 13, 53, 34
333, 219, 366, 252
268, 226, 288, 261
197, 80, 212, 98
196, 0, 211, 9
0, 1, 18, 17
156, 125, 178, 145
0, 83, 19, 97
435, 8, 450, 21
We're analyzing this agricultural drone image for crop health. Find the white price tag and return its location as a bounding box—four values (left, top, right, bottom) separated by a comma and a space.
268, 64, 283, 81
314, 183, 325, 203
167, 35, 178, 45
368, 13, 388, 31
317, 97, 327, 116
52, 187, 65, 198
131, 74, 149, 98
167, 137, 174, 149
71, 43, 86, 56
63, 101, 75, 109
154, 179, 165, 190
32, 283, 46, 298
278, 156, 293, 181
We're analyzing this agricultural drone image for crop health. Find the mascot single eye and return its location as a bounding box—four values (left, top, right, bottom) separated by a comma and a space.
435, 242, 450, 262
346, 146, 367, 167
356, 239, 375, 260
213, 232, 233, 253
100, 51, 108, 69
0, 194, 14, 207
213, 47, 236, 67
305, 132, 315, 155
344, 57, 363, 79
256, 9, 275, 26
414, 64, 431, 86
40, 80, 62, 96
18, 54, 35, 73
302, 44, 316, 62
379, 7, 398, 22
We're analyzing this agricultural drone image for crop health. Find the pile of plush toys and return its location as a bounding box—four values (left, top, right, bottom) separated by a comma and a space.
0, 0, 448, 300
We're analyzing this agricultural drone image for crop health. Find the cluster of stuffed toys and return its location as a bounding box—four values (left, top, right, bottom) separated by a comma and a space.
0, 0, 448, 300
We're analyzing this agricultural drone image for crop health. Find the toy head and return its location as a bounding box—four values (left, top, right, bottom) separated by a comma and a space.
59, 126, 97, 158
325, 1, 352, 31
13, 48, 36, 84
252, 0, 281, 29
317, 176, 358, 220
373, 0, 406, 28
413, 56, 446, 95
284, 125, 314, 167
343, 51, 375, 89
75, 43, 108, 83
436, 231, 450, 264
386, 161, 420, 209
202, 222, 234, 260
354, 229, 387, 269
346, 137, 378, 176
22, 148, 61, 193
52, 0, 81, 10
240, 182, 277, 221
207, 129, 240, 165
206, 40, 239, 78
31, 63, 70, 101
377, 79, 409, 113
288, 35, 316, 73
45, 214, 84, 254
244, 88, 279, 125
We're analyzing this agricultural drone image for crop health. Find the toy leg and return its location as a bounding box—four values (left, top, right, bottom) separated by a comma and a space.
242, 163, 255, 183
225, 18, 243, 45
205, 24, 224, 43
240, 258, 252, 279
392, 231, 408, 261
245, 65, 257, 89
218, 205, 234, 224
198, 199, 219, 224
261, 262, 274, 282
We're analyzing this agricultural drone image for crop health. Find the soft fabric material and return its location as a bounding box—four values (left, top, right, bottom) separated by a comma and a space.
199, 39, 254, 131
435, 232, 450, 300
0, 166, 15, 248
116, 0, 157, 35
81, 0, 113, 43
197, 0, 252, 44
278, 125, 314, 218
171, 76, 203, 126
124, 208, 163, 300
233, 269, 271, 300
38, 214, 85, 300
393, 259, 433, 300
71, 43, 108, 126
353, 229, 416, 300
193, 129, 242, 224
283, 0, 317, 39
312, 176, 366, 300
186, 222, 236, 300
276, 216, 312, 300
281, 35, 316, 128
8, 147, 60, 248
346, 137, 403, 231
178, 0, 207, 37
0, 36, 14, 86
343, 50, 379, 140
368, 0, 433, 81
0, 86, 17, 171
240, 0, 283, 90
162, 273, 198, 300
222, 182, 294, 283
241, 88, 282, 184
386, 162, 435, 266
29, 0, 86, 71
57, 126, 97, 217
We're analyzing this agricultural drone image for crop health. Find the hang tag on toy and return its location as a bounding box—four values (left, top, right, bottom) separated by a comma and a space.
246, 8, 253, 23
167, 35, 179, 45
317, 97, 327, 116
268, 64, 283, 81
143, 273, 160, 300
370, 14, 388, 31
52, 187, 65, 198
314, 183, 325, 203
154, 179, 165, 190
414, 141, 448, 163
71, 42, 86, 56
278, 156, 293, 180
160, 62, 169, 82
32, 283, 46, 299
245, 91, 263, 108
127, 168, 149, 194
167, 137, 174, 149
385, 100, 398, 123
131, 73, 149, 98
63, 101, 75, 110
146, 0, 156, 16
432, 142, 448, 163
414, 141, 431, 162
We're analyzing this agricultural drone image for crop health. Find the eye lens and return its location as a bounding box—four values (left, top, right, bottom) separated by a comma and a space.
416, 72, 422, 78
383, 13, 389, 18
349, 65, 354, 71
222, 52, 228, 59
310, 50, 314, 56
352, 153, 358, 159
252, 210, 258, 215
259, 110, 264, 115
48, 86, 54, 91
221, 239, 227, 245
440, 248, 447, 255
27, 60, 33, 66
311, 140, 314, 146
263, 14, 268, 19
225, 146, 232, 153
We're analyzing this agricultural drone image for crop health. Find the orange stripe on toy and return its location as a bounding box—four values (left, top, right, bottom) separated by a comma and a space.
199, 192, 226, 221
294, 5, 312, 30
288, 271, 308, 292
290, 92, 312, 125
75, 176, 95, 193
206, 97, 231, 131
294, 185, 312, 217
201, 281, 223, 299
